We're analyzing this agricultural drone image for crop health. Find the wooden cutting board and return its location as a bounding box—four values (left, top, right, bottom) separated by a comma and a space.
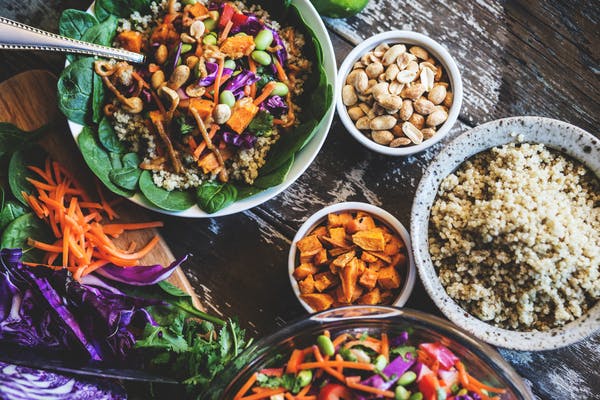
0, 70, 202, 309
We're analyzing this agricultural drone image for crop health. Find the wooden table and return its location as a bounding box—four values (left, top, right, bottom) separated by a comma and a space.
0, 1, 598, 398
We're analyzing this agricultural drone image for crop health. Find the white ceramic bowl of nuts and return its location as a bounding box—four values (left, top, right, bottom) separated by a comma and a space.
337, 31, 463, 155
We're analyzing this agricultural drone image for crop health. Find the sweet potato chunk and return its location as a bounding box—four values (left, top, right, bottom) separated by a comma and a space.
314, 249, 328, 266
314, 272, 337, 292
340, 257, 360, 303
352, 229, 386, 252
296, 235, 322, 256
336, 284, 363, 304
220, 35, 256, 59
320, 235, 350, 249
312, 226, 328, 237
298, 274, 315, 294
332, 250, 355, 269
226, 98, 259, 133
358, 288, 381, 305
359, 267, 378, 290
361, 252, 379, 263
328, 212, 354, 227
368, 251, 392, 263
301, 293, 334, 311
377, 266, 401, 289
345, 215, 376, 233
329, 246, 354, 257
293, 263, 318, 280
390, 253, 407, 268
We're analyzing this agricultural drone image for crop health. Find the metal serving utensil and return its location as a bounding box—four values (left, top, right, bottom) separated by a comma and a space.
0, 16, 145, 64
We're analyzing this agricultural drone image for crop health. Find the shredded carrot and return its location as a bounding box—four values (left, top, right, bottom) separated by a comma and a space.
345, 378, 395, 398
248, 56, 257, 98
239, 389, 286, 400
233, 373, 258, 400
273, 58, 289, 83
343, 340, 381, 353
381, 332, 389, 362
312, 346, 345, 382
253, 82, 277, 106
298, 361, 375, 371
284, 393, 294, 400
218, 20, 234, 44
332, 333, 350, 348
193, 124, 218, 159
213, 57, 225, 107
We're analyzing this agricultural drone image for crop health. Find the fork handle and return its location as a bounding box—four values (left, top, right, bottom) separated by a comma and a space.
0, 16, 145, 64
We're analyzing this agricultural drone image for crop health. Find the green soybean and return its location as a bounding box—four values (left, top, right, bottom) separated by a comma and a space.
203, 32, 217, 45
181, 43, 193, 53
436, 388, 447, 400
374, 354, 387, 371
271, 81, 289, 96
182, 0, 196, 4
251, 50, 271, 66
296, 370, 312, 387
456, 389, 468, 396
316, 335, 335, 356
254, 29, 273, 50
224, 59, 236, 70
219, 90, 236, 107
339, 348, 357, 362
398, 371, 417, 386
408, 393, 423, 400
395, 386, 411, 400
203, 18, 217, 32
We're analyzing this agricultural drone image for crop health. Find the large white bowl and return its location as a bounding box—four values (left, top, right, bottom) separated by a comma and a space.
336, 31, 463, 156
69, 0, 337, 217
411, 116, 600, 350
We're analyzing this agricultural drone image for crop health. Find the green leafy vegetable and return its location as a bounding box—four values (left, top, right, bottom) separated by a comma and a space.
248, 110, 274, 136
0, 213, 52, 262
95, 0, 152, 18
98, 116, 126, 153
8, 147, 46, 206
58, 9, 98, 40
57, 57, 95, 125
174, 115, 195, 136
80, 15, 118, 47
0, 122, 45, 159
92, 73, 105, 124
252, 154, 294, 189
77, 126, 134, 197
138, 171, 195, 211
109, 167, 141, 191
0, 200, 27, 231
196, 181, 238, 213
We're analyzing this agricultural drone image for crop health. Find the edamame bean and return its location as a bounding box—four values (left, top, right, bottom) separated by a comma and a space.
182, 0, 196, 4
271, 82, 289, 97
395, 386, 411, 400
408, 393, 423, 400
339, 348, 356, 362
254, 29, 274, 51
456, 389, 468, 396
436, 388, 447, 400
450, 384, 460, 394
203, 18, 217, 32
316, 335, 335, 356
251, 50, 272, 66
181, 43, 193, 53
374, 355, 387, 371
398, 371, 417, 386
219, 90, 236, 107
224, 59, 236, 70
203, 32, 217, 45
296, 370, 313, 387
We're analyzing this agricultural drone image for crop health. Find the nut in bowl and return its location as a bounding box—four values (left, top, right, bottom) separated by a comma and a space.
337, 31, 463, 156
289, 202, 416, 312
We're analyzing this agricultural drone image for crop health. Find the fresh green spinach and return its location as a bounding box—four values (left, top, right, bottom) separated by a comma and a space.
138, 171, 195, 211
8, 147, 46, 206
109, 166, 141, 191
81, 15, 118, 47
0, 200, 27, 232
59, 9, 98, 40
77, 126, 134, 197
98, 116, 126, 153
92, 73, 105, 124
0, 122, 45, 159
196, 181, 238, 214
57, 57, 95, 125
252, 154, 294, 189
0, 213, 52, 263
259, 119, 317, 176
95, 0, 152, 18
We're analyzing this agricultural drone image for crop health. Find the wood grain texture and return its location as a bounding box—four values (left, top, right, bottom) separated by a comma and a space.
0, 70, 202, 310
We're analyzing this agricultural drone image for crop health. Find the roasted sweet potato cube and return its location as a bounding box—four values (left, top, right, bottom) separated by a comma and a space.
298, 274, 315, 294
320, 235, 350, 249
380, 290, 395, 303
340, 257, 361, 303
226, 98, 259, 133
359, 267, 378, 290
384, 242, 401, 256
368, 251, 392, 264
390, 252, 407, 268
336, 284, 363, 303
329, 246, 354, 257
300, 253, 314, 264
314, 272, 337, 292
220, 35, 256, 59
312, 226, 328, 237
358, 288, 382, 305
352, 229, 386, 252
345, 215, 376, 233
301, 293, 334, 311
313, 249, 329, 266
361, 251, 378, 263
296, 235, 323, 256
328, 227, 347, 242
368, 261, 384, 271
332, 250, 355, 269
377, 266, 401, 289
293, 263, 318, 280
328, 212, 354, 228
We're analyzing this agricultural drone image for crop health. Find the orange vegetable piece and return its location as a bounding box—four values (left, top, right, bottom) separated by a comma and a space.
377, 266, 402, 289
340, 257, 361, 303
116, 31, 143, 53
197, 152, 220, 174
293, 263, 318, 280
314, 272, 337, 292
331, 250, 355, 271
390, 252, 407, 268
226, 98, 259, 133
188, 2, 208, 17
359, 267, 378, 290
360, 251, 379, 263
301, 293, 334, 311
352, 228, 386, 252
313, 248, 328, 266
188, 98, 215, 119
311, 226, 328, 237
298, 274, 315, 294
327, 227, 347, 243
327, 212, 353, 227
345, 215, 376, 233
358, 288, 382, 305
220, 35, 256, 59
296, 235, 323, 256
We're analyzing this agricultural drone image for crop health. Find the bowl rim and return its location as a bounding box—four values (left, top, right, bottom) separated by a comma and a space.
288, 201, 417, 312
336, 30, 463, 156
68, 0, 338, 218
410, 116, 600, 350
207, 305, 534, 400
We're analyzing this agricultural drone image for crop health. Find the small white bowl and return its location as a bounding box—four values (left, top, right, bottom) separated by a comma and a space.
336, 31, 463, 156
288, 202, 416, 313
411, 116, 600, 350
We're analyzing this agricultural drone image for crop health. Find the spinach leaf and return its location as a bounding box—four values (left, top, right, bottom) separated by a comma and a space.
108, 152, 123, 169
109, 166, 141, 190
248, 110, 274, 136
92, 73, 105, 124
252, 155, 294, 189
80, 15, 118, 47
77, 126, 134, 197
121, 152, 140, 168
98, 116, 126, 153
0, 200, 27, 231
196, 181, 237, 214
0, 213, 53, 263
8, 147, 46, 206
0, 122, 45, 159
59, 9, 98, 40
138, 170, 195, 211
95, 0, 152, 18
259, 119, 317, 176
93, 1, 111, 22
136, 307, 189, 353
57, 57, 95, 125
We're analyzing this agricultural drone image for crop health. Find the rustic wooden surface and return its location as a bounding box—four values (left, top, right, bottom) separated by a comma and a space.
0, 70, 202, 310
0, 1, 598, 399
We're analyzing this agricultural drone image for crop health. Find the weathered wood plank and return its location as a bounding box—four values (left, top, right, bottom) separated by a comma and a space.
325, 0, 600, 133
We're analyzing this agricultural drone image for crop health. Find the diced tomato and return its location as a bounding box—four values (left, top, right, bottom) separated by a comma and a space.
231, 12, 249, 27
218, 3, 235, 29
318, 384, 354, 400
258, 368, 283, 377
418, 373, 441, 400
419, 342, 459, 370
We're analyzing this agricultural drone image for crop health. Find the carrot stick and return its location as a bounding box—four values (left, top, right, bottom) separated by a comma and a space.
213, 57, 225, 107
239, 389, 286, 400
273, 58, 289, 83
100, 235, 160, 260
193, 124, 218, 159
253, 82, 276, 106
298, 361, 374, 371
332, 333, 350, 348
346, 379, 395, 398
343, 340, 381, 353
248, 56, 257, 98
312, 346, 345, 382
381, 333, 389, 362
218, 20, 233, 44
103, 222, 164, 232
27, 165, 54, 184
234, 373, 258, 400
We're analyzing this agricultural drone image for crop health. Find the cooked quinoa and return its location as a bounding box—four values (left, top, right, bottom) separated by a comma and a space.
428, 142, 600, 331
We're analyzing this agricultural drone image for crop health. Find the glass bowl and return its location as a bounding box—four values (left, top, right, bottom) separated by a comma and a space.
205, 306, 533, 399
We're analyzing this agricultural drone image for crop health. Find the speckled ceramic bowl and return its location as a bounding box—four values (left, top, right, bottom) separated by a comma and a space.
411, 116, 600, 351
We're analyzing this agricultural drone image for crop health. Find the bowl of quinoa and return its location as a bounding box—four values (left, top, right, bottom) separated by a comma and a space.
411, 116, 600, 350
60, 0, 336, 216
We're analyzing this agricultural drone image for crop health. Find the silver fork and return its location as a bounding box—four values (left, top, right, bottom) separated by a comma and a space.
0, 16, 145, 64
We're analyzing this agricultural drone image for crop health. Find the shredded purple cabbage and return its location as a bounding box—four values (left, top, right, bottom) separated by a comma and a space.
268, 27, 288, 66
221, 131, 257, 149
172, 42, 183, 70
390, 331, 409, 347
261, 95, 287, 117
222, 70, 259, 93
198, 62, 234, 87
95, 254, 189, 286
360, 352, 415, 391
231, 15, 263, 36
